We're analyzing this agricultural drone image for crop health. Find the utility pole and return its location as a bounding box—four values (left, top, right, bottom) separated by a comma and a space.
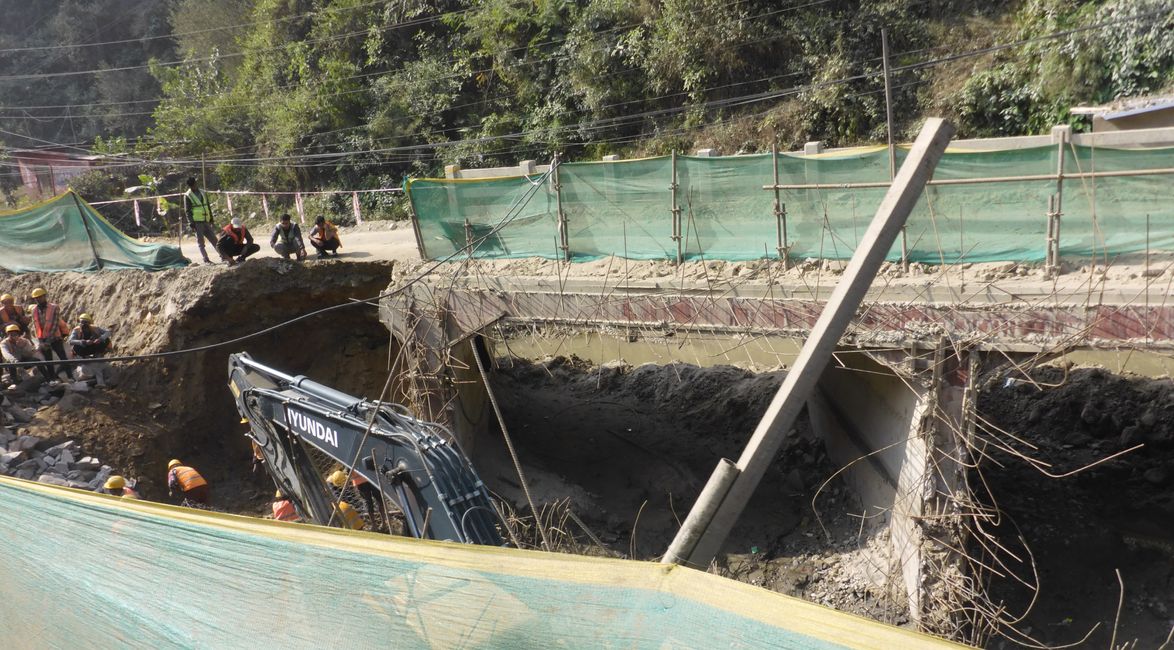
662, 118, 955, 569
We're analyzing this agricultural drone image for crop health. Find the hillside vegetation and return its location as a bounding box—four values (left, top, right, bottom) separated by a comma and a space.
0, 0, 1170, 214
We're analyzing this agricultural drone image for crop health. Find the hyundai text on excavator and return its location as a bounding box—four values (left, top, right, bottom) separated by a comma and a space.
227, 352, 504, 545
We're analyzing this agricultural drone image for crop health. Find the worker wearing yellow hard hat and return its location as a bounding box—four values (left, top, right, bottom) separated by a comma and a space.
1, 320, 54, 384
29, 287, 71, 381
68, 311, 112, 387
0, 292, 29, 335
166, 459, 210, 506
102, 475, 141, 499
271, 490, 301, 522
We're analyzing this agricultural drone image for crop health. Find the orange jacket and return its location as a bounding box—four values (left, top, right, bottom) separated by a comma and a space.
168, 465, 208, 492
221, 224, 251, 245
0, 304, 27, 328
31, 303, 69, 341
272, 499, 300, 522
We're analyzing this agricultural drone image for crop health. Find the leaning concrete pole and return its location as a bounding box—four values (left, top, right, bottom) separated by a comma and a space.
663, 118, 954, 568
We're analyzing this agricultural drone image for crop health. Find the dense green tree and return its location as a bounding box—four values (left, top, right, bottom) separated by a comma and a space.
1, 0, 1169, 210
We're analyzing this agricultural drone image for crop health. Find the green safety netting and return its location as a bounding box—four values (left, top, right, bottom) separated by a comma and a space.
0, 191, 188, 272
0, 477, 964, 649
407, 144, 1174, 263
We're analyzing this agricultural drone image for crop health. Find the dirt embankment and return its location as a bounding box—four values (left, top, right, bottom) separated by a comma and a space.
978, 367, 1174, 648
3, 260, 395, 510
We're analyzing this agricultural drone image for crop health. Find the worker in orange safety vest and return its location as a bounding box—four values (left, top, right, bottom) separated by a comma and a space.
0, 293, 29, 334
167, 459, 210, 505
29, 287, 71, 380
216, 218, 260, 266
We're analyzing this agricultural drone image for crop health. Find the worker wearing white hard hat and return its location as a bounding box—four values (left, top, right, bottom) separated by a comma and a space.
216, 217, 260, 266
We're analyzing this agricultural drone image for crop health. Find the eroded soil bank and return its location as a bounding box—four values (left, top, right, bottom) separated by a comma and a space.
978, 367, 1174, 648
2, 260, 394, 510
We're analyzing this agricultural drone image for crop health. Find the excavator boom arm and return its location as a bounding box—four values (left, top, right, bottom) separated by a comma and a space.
228, 353, 503, 545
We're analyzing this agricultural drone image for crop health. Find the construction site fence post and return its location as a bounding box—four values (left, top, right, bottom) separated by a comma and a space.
406, 183, 427, 259
553, 153, 569, 261
772, 144, 789, 267
666, 117, 955, 569
1051, 134, 1066, 272
670, 150, 682, 264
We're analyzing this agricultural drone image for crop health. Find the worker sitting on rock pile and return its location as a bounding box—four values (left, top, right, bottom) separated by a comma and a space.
167, 459, 210, 506
29, 288, 71, 381
68, 313, 112, 387
309, 216, 341, 259
270, 213, 307, 261
0, 294, 30, 334
216, 218, 260, 266
1, 323, 54, 384
271, 490, 301, 522
101, 475, 141, 499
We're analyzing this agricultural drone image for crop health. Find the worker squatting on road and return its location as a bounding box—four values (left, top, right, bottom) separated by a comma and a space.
184, 177, 217, 264
217, 218, 261, 266
68, 313, 112, 386
309, 216, 342, 259
270, 213, 307, 261
167, 459, 210, 506
30, 288, 71, 381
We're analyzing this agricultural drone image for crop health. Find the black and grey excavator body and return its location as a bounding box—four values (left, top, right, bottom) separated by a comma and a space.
227, 352, 503, 545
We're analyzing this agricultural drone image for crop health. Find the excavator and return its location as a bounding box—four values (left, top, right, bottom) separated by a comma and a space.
227, 352, 504, 546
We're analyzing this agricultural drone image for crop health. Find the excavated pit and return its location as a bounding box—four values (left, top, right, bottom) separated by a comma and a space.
475, 356, 911, 624
976, 367, 1174, 648
4, 260, 395, 511
14, 261, 1174, 646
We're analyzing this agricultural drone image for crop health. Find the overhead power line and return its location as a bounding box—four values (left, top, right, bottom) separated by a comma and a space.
2, 7, 1164, 172
0, 0, 391, 55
